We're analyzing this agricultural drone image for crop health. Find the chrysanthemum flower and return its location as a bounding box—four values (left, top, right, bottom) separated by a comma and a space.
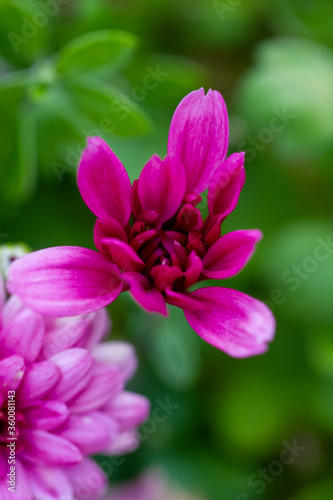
0, 278, 149, 499
8, 88, 275, 358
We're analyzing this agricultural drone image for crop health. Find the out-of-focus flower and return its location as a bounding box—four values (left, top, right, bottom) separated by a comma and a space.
105, 468, 207, 500
0, 277, 149, 500
8, 88, 275, 358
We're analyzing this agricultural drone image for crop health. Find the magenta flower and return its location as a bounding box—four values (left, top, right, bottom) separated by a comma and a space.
0, 279, 149, 499
8, 88, 275, 358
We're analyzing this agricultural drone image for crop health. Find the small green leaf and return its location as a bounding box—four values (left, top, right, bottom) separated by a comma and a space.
56, 30, 139, 75
64, 76, 152, 137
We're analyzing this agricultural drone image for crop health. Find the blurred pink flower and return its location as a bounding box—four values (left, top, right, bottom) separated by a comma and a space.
0, 278, 149, 500
8, 88, 275, 358
105, 468, 206, 500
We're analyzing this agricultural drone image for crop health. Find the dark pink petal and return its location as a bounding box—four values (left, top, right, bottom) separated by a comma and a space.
78, 136, 131, 226
20, 429, 82, 466
101, 238, 145, 272
57, 412, 119, 455
0, 308, 44, 362
92, 341, 138, 382
130, 179, 143, 219
69, 363, 124, 413
165, 287, 204, 311
50, 348, 94, 403
184, 251, 203, 289
25, 401, 70, 431
7, 246, 123, 317
150, 264, 183, 292
138, 154, 186, 224
202, 229, 262, 279
105, 391, 150, 431
30, 466, 73, 500
177, 203, 203, 231
17, 361, 61, 408
208, 152, 245, 217
122, 272, 168, 316
94, 217, 128, 261
0, 355, 25, 395
184, 287, 275, 358
168, 88, 229, 193
203, 214, 223, 248
65, 458, 107, 500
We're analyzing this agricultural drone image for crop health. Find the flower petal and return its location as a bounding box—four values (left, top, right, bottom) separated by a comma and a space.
105, 391, 150, 431
202, 229, 262, 279
94, 217, 128, 261
7, 246, 123, 317
25, 401, 70, 431
168, 88, 229, 193
184, 251, 203, 289
30, 466, 73, 500
65, 458, 107, 500
0, 355, 25, 396
122, 272, 168, 316
78, 136, 131, 226
183, 287, 275, 358
92, 341, 138, 382
17, 361, 61, 408
0, 307, 44, 362
101, 238, 145, 272
208, 152, 245, 217
138, 154, 186, 223
20, 429, 82, 466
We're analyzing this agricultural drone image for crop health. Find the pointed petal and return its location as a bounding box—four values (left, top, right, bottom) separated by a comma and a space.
94, 217, 128, 261
7, 247, 123, 317
30, 466, 73, 500
106, 391, 150, 431
20, 429, 82, 466
138, 154, 186, 223
165, 287, 203, 311
202, 229, 262, 279
65, 458, 107, 500
168, 88, 229, 193
92, 341, 138, 382
122, 272, 168, 316
49, 348, 94, 403
17, 361, 60, 408
208, 152, 245, 217
0, 355, 25, 395
78, 136, 131, 225
184, 287, 276, 358
69, 363, 124, 413
25, 401, 70, 431
0, 308, 44, 362
184, 251, 203, 288
101, 238, 145, 272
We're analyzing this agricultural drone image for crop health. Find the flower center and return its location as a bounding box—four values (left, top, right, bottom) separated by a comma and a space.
129, 193, 206, 292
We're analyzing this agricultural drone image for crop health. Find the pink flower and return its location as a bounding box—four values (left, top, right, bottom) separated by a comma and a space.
0, 278, 150, 500
8, 88, 275, 358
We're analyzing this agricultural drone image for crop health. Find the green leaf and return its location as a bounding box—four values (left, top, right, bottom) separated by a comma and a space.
56, 30, 139, 75
0, 69, 31, 106
63, 76, 152, 137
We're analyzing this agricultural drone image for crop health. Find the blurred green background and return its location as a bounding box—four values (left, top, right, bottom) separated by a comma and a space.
1, 0, 333, 498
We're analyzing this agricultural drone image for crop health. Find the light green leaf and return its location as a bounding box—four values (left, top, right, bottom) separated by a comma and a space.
64, 76, 152, 136
56, 30, 139, 75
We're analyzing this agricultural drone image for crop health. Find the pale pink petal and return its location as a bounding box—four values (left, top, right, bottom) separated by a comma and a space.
184, 287, 276, 358
0, 308, 44, 362
57, 412, 119, 455
138, 154, 186, 223
20, 429, 82, 466
122, 272, 168, 316
25, 401, 70, 431
49, 348, 94, 403
92, 341, 138, 382
105, 391, 150, 431
17, 361, 60, 408
69, 363, 124, 413
208, 152, 245, 217
30, 466, 73, 500
78, 136, 131, 226
0, 355, 25, 396
0, 461, 33, 500
202, 229, 262, 279
66, 458, 107, 500
168, 88, 229, 193
7, 247, 123, 317
41, 316, 92, 359
80, 308, 111, 351
101, 238, 145, 272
